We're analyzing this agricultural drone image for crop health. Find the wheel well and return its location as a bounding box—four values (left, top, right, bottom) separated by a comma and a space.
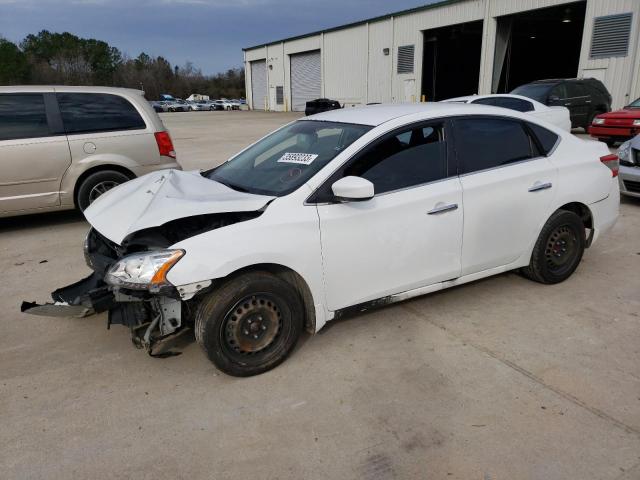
558, 202, 594, 246
73, 165, 136, 208
224, 264, 317, 334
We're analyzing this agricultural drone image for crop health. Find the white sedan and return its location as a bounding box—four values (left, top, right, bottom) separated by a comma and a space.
443, 94, 572, 131
24, 103, 619, 376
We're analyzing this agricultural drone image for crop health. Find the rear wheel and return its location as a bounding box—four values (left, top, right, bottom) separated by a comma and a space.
195, 271, 303, 376
76, 170, 131, 211
521, 210, 585, 284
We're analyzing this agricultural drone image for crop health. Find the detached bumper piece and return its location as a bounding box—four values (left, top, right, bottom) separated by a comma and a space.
22, 272, 187, 358
21, 272, 114, 318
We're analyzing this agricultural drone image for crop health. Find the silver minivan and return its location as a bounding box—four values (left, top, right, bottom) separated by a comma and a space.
0, 86, 181, 217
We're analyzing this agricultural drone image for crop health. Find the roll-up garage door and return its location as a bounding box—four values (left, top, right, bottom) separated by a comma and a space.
251, 60, 267, 110
290, 50, 321, 112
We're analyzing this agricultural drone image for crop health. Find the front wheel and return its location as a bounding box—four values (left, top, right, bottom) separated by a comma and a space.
521, 210, 585, 284
195, 271, 304, 376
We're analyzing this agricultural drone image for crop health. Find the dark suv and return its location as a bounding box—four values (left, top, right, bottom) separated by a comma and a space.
511, 78, 611, 129
305, 98, 341, 117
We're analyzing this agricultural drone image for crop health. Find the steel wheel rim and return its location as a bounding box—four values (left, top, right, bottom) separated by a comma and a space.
88, 180, 119, 203
545, 224, 578, 271
222, 294, 283, 356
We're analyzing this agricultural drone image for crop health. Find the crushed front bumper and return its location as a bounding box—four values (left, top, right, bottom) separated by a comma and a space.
21, 229, 194, 357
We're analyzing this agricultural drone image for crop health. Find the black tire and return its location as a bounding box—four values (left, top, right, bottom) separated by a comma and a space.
76, 170, 131, 211
195, 271, 304, 377
521, 210, 585, 284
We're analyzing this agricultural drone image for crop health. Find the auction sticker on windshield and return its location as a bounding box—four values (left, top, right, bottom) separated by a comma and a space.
277, 153, 318, 165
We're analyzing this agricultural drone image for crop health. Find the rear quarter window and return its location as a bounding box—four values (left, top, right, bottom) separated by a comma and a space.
57, 93, 146, 134
526, 122, 560, 155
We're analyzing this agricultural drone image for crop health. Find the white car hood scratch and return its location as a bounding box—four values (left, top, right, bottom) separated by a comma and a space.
84, 169, 275, 245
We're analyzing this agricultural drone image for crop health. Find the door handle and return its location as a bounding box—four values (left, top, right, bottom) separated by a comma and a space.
427, 203, 458, 215
528, 182, 552, 192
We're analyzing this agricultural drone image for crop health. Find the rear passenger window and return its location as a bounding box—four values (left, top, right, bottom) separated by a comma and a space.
57, 93, 146, 134
454, 118, 535, 174
489, 97, 534, 112
527, 122, 560, 155
0, 94, 50, 141
344, 123, 447, 194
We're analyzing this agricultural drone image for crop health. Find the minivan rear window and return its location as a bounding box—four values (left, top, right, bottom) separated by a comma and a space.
57, 93, 146, 134
0, 94, 50, 141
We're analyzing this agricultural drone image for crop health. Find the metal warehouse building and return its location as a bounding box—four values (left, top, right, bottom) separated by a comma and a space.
243, 0, 640, 112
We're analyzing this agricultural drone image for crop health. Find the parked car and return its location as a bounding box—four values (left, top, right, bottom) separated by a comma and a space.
511, 78, 612, 130
213, 99, 234, 111
617, 135, 640, 197
305, 98, 342, 116
167, 99, 190, 112
189, 100, 212, 111
0, 86, 181, 217
589, 97, 640, 146
442, 94, 571, 131
23, 103, 619, 376
150, 101, 166, 113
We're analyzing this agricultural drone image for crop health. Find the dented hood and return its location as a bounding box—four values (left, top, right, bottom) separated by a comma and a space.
84, 169, 275, 245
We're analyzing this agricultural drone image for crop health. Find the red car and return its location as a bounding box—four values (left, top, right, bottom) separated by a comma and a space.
589, 97, 640, 146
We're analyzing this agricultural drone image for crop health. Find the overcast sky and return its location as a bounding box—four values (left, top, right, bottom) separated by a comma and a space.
0, 0, 436, 75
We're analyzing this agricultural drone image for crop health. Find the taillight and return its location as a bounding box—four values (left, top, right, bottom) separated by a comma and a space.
600, 153, 619, 177
154, 131, 176, 159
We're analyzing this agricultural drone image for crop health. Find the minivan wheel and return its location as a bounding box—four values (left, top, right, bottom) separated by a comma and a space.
194, 271, 303, 377
521, 210, 585, 284
76, 170, 131, 211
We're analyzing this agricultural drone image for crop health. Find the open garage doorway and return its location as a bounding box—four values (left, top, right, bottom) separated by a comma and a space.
493, 1, 586, 93
421, 20, 483, 101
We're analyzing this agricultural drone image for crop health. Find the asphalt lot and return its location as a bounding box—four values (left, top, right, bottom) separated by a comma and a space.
1, 110, 639, 479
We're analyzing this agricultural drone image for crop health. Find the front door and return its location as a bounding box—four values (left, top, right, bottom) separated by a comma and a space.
0, 93, 71, 213
452, 116, 557, 275
314, 121, 463, 311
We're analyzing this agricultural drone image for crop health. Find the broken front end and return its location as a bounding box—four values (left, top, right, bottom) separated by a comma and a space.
21, 225, 216, 357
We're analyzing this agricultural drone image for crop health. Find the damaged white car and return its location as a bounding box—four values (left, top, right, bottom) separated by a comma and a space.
23, 103, 620, 376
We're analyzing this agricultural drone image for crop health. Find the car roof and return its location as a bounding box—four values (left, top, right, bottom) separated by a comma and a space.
0, 85, 145, 96
302, 102, 526, 126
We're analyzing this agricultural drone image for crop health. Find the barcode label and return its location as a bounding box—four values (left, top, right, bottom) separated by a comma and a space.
277, 152, 318, 165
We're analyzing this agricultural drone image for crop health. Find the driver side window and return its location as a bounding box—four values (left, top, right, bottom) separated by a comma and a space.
343, 123, 448, 194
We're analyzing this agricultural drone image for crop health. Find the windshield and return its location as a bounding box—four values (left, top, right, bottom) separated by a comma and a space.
207, 120, 371, 196
627, 97, 640, 108
511, 83, 553, 102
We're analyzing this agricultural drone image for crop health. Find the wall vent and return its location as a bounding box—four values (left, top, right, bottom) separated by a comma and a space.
397, 45, 415, 74
276, 86, 284, 105
589, 13, 633, 58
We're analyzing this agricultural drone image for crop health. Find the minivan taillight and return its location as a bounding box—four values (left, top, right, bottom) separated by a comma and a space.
600, 153, 619, 177
154, 131, 176, 159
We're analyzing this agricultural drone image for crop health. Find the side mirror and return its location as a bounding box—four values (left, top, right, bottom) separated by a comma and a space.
331, 176, 374, 202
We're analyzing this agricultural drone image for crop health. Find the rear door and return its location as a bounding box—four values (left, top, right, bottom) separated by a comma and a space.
0, 92, 71, 214
566, 82, 590, 127
314, 120, 463, 310
452, 116, 557, 275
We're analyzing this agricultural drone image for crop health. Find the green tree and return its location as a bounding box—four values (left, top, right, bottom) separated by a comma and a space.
0, 38, 29, 83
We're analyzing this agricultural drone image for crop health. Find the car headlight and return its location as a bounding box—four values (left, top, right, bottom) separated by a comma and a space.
633, 119, 640, 126
592, 118, 605, 125
105, 250, 184, 291
618, 140, 632, 163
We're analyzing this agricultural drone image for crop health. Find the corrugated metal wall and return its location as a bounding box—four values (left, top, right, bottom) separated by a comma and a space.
323, 24, 369, 106
245, 0, 640, 110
